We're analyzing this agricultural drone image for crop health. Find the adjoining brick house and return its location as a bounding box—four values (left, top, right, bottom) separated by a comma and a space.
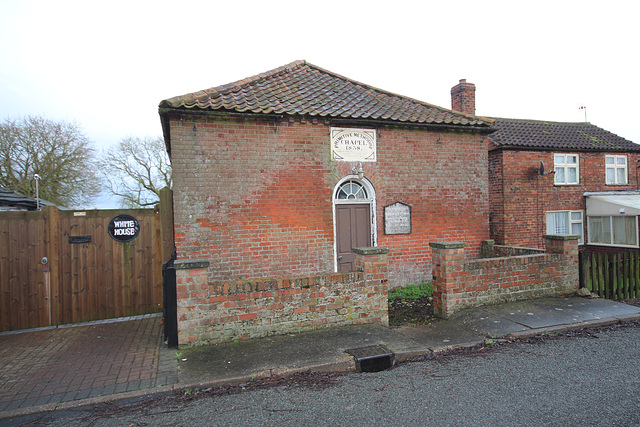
449, 80, 640, 252
485, 117, 640, 251
159, 61, 493, 288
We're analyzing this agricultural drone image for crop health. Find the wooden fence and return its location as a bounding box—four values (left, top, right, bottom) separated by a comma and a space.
0, 197, 173, 332
581, 251, 640, 299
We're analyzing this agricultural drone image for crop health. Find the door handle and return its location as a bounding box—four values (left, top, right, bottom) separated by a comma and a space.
338, 256, 343, 260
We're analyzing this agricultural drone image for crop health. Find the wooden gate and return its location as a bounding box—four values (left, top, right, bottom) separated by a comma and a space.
0, 200, 173, 332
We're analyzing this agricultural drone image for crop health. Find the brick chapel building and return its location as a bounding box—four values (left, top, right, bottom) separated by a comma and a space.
159, 61, 494, 289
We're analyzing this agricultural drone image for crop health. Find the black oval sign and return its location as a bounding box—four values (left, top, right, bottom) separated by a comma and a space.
108, 214, 140, 242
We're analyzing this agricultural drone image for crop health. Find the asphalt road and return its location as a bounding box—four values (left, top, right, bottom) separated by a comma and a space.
7, 322, 640, 426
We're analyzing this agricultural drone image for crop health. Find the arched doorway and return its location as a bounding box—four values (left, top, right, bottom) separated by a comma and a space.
333, 177, 376, 272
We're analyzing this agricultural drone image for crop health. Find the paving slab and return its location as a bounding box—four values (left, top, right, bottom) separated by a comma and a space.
450, 308, 530, 337
393, 321, 486, 352
482, 297, 640, 330
555, 297, 640, 318
482, 299, 585, 329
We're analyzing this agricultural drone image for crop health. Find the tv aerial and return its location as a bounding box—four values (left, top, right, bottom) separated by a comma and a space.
579, 106, 587, 122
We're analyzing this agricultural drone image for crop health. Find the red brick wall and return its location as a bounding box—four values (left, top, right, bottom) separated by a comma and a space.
430, 236, 579, 318
175, 250, 390, 346
169, 114, 489, 287
375, 126, 489, 285
489, 148, 640, 248
488, 149, 505, 245
582, 245, 640, 255
170, 116, 334, 282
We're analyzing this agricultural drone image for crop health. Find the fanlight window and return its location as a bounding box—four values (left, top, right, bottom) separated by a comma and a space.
336, 180, 368, 200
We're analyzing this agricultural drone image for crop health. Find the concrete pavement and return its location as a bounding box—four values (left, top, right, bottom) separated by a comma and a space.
2, 296, 640, 420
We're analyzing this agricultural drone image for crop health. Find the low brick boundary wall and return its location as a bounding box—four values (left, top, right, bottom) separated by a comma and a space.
430, 235, 579, 318
174, 247, 390, 346
481, 239, 544, 257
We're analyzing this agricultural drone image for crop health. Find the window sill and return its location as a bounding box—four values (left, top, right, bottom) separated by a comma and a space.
587, 242, 639, 249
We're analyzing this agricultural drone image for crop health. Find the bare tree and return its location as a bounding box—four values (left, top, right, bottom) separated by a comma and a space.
101, 136, 172, 208
0, 115, 100, 207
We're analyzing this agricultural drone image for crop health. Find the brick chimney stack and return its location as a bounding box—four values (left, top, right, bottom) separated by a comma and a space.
451, 79, 476, 116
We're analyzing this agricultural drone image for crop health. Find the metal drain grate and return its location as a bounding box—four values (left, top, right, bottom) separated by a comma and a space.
346, 345, 395, 373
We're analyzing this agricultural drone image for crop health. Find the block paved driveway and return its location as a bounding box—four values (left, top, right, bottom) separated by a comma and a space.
0, 314, 178, 413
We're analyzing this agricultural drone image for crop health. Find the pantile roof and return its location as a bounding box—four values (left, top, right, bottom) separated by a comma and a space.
159, 60, 492, 128
489, 118, 640, 152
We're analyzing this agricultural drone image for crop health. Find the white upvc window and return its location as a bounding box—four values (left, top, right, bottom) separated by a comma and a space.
546, 210, 584, 244
605, 155, 627, 185
588, 215, 638, 247
554, 154, 579, 185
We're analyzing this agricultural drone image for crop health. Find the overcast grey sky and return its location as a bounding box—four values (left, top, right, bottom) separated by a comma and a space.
1, 0, 638, 206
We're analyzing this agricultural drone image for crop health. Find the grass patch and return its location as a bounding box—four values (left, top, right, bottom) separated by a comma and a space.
388, 282, 435, 326
389, 282, 433, 302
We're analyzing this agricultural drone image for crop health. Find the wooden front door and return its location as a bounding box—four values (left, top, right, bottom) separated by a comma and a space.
335, 204, 371, 272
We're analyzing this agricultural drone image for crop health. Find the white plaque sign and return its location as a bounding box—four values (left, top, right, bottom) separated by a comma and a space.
384, 202, 412, 235
330, 127, 376, 162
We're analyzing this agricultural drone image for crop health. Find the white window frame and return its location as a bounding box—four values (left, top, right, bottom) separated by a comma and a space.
554, 153, 579, 185
335, 179, 369, 201
546, 210, 584, 244
605, 155, 628, 185
587, 215, 639, 248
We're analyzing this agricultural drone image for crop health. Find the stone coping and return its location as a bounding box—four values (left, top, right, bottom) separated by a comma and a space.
429, 242, 467, 249
352, 247, 390, 255
543, 234, 580, 241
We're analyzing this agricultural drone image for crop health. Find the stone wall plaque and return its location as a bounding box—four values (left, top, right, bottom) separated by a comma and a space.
330, 127, 376, 162
384, 202, 411, 235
